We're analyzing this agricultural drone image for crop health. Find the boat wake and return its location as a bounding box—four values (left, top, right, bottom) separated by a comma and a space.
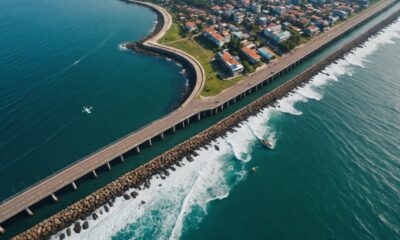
51, 18, 400, 240
73, 59, 81, 65
118, 43, 129, 51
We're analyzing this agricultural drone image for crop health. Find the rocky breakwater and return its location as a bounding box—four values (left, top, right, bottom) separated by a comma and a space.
11, 8, 400, 240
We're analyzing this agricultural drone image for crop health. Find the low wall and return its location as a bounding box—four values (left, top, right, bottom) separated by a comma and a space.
11, 6, 400, 240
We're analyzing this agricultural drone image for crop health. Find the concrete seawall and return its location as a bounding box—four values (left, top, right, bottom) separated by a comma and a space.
11, 6, 400, 240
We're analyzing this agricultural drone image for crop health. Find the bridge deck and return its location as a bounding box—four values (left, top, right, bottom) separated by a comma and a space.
0, 0, 395, 225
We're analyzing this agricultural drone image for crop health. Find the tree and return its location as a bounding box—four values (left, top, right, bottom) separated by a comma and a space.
280, 30, 302, 52
227, 38, 243, 55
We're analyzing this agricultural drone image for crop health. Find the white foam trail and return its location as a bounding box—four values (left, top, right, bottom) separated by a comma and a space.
73, 59, 81, 65
224, 123, 257, 162
275, 92, 307, 115
51, 18, 400, 240
118, 43, 129, 51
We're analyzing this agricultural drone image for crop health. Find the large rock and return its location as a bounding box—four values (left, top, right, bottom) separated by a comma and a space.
82, 221, 89, 230
73, 223, 81, 234
130, 191, 138, 198
123, 194, 131, 200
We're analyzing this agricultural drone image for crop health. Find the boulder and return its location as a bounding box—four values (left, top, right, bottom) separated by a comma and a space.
59, 233, 66, 240
123, 194, 131, 200
130, 191, 138, 198
73, 223, 81, 234
82, 221, 89, 230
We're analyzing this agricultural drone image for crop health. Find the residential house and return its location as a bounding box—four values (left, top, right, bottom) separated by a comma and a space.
203, 28, 225, 47
304, 25, 320, 37
333, 9, 348, 18
221, 30, 232, 43
251, 3, 261, 13
274, 6, 287, 15
257, 47, 276, 60
234, 12, 245, 24
217, 50, 244, 76
232, 31, 244, 40
328, 15, 339, 25
257, 17, 268, 25
264, 23, 291, 43
242, 46, 261, 64
185, 22, 198, 32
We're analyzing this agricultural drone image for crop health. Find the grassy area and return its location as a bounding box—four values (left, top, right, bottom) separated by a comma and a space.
166, 36, 244, 96
159, 22, 182, 43
159, 22, 245, 97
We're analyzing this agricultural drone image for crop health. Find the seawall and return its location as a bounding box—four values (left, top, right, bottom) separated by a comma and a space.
11, 6, 400, 240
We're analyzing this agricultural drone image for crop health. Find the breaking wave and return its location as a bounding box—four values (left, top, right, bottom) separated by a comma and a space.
51, 18, 400, 240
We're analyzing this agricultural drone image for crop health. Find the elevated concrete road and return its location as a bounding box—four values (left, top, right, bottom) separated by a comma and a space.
0, 0, 396, 226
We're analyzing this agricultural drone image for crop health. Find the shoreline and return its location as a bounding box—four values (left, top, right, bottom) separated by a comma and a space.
11, 5, 400, 240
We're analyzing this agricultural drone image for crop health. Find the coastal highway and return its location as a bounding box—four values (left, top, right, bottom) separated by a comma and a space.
0, 0, 396, 227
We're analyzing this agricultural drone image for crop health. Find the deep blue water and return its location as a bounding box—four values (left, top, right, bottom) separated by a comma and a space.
0, 0, 187, 200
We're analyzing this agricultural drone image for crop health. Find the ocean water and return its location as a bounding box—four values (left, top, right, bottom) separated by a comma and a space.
0, 0, 188, 199
51, 18, 400, 240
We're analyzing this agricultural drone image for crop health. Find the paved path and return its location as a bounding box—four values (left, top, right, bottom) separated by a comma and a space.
0, 0, 396, 226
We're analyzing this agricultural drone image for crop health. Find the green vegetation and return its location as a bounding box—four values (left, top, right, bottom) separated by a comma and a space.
281, 31, 303, 52
159, 22, 182, 43
159, 24, 245, 97
166, 36, 243, 96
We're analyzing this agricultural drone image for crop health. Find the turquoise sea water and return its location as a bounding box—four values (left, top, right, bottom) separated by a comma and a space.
50, 16, 400, 240
0, 0, 188, 199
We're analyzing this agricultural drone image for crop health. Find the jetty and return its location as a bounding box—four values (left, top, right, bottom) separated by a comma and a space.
0, 0, 397, 234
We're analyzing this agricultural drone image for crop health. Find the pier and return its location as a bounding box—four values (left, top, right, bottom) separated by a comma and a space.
0, 0, 397, 233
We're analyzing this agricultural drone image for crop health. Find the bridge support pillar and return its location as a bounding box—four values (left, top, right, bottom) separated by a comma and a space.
92, 170, 98, 178
197, 113, 201, 121
25, 207, 34, 216
233, 98, 236, 103
120, 155, 125, 162
182, 121, 185, 128
160, 132, 164, 140
136, 146, 140, 154
172, 126, 176, 133
106, 162, 111, 170
51, 193, 58, 202
226, 102, 230, 107
0, 226, 5, 234
148, 139, 152, 146
72, 181, 78, 190
215, 108, 218, 114
221, 104, 224, 110
186, 118, 190, 125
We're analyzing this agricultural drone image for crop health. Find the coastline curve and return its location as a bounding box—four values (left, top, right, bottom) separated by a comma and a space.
127, 0, 206, 107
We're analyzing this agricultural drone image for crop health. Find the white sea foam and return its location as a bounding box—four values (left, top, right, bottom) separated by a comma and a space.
52, 18, 400, 240
118, 43, 129, 51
